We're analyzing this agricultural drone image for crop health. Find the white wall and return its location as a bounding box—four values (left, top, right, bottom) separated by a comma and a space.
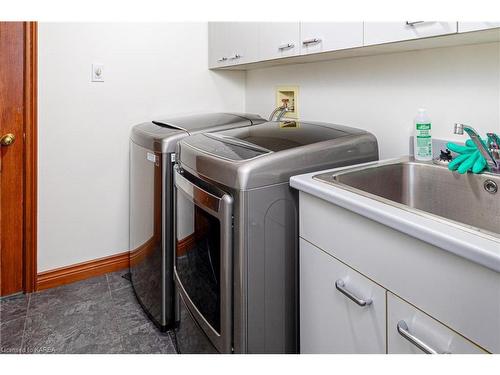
38, 23, 246, 272
246, 42, 500, 159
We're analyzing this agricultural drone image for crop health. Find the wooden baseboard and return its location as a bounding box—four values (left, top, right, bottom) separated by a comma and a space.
129, 236, 157, 268
36, 251, 130, 291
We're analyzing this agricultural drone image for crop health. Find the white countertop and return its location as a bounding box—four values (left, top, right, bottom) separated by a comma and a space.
290, 161, 500, 273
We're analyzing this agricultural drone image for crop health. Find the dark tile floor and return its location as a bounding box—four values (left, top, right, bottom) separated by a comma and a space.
0, 271, 177, 354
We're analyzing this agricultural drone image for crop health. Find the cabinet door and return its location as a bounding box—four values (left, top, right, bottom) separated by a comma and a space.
387, 292, 486, 354
300, 238, 386, 353
208, 22, 259, 67
300, 22, 363, 54
258, 22, 300, 61
459, 22, 500, 33
226, 22, 259, 65
208, 22, 232, 68
364, 22, 457, 45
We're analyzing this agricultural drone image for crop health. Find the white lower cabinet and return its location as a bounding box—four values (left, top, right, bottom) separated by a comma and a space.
299, 236, 488, 354
299, 192, 497, 353
300, 238, 386, 354
387, 292, 486, 354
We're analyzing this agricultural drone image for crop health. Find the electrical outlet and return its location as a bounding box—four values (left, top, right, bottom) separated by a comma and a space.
92, 64, 104, 82
276, 86, 299, 119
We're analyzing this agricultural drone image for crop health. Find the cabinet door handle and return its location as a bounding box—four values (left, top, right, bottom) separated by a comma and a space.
335, 279, 372, 307
302, 38, 321, 46
228, 54, 241, 60
278, 43, 295, 50
217, 57, 228, 62
397, 320, 441, 354
405, 21, 425, 26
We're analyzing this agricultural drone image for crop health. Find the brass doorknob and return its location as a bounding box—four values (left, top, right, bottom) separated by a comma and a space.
0, 133, 15, 146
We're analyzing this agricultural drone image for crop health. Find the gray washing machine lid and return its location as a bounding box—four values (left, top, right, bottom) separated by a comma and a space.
130, 112, 264, 153
152, 112, 263, 133
183, 120, 366, 161
178, 120, 379, 189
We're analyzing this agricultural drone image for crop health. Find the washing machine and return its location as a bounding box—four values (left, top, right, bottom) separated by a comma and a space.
129, 112, 264, 331
173, 120, 379, 353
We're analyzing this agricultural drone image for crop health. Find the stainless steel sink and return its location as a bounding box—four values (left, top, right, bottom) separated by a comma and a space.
314, 158, 500, 239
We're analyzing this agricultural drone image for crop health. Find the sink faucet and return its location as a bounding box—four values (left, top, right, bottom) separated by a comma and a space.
453, 123, 500, 172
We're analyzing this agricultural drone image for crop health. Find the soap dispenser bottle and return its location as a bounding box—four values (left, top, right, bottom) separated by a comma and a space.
413, 108, 433, 161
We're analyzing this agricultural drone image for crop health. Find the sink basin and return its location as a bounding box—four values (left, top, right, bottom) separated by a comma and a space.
314, 158, 500, 239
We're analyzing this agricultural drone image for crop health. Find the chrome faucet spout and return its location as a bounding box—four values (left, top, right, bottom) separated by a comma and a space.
454, 123, 499, 172
268, 105, 289, 121
268, 106, 283, 121
275, 107, 289, 121
268, 99, 291, 121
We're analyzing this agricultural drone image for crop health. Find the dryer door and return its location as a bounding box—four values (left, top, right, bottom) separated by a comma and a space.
174, 167, 233, 353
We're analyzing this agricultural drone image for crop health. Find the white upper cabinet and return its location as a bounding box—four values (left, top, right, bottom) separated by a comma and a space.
459, 22, 500, 33
300, 22, 363, 55
207, 21, 500, 69
363, 22, 458, 45
226, 22, 259, 65
208, 22, 259, 68
258, 22, 300, 61
208, 22, 231, 68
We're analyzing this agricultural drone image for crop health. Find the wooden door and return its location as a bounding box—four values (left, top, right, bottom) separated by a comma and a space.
0, 22, 37, 296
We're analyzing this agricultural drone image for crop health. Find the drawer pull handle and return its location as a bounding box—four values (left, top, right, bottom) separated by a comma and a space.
397, 320, 440, 354
302, 38, 321, 46
335, 279, 372, 307
228, 54, 241, 60
278, 43, 295, 50
217, 57, 228, 62
405, 21, 425, 26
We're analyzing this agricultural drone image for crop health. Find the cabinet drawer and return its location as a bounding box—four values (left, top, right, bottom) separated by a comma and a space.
364, 22, 457, 45
388, 292, 486, 353
300, 238, 386, 353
